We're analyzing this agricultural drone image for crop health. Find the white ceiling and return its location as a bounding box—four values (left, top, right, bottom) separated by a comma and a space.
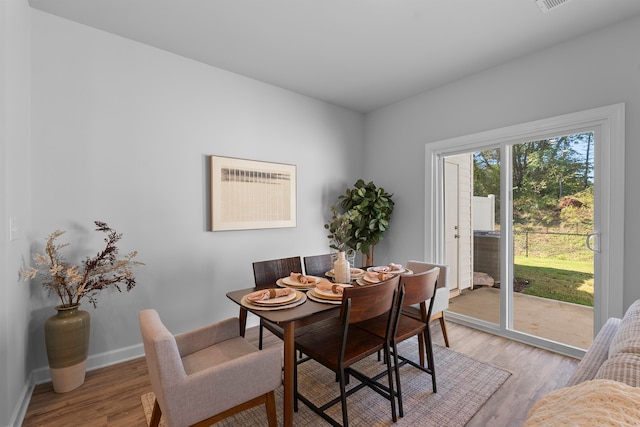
28, 0, 640, 113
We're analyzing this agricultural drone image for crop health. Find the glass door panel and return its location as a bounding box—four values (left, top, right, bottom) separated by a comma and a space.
511, 133, 594, 349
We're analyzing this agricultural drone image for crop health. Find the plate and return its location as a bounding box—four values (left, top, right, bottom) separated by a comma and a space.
368, 265, 406, 274
325, 268, 365, 279
250, 291, 298, 305
241, 291, 307, 311
282, 276, 321, 287
314, 284, 353, 299
307, 289, 343, 305
357, 275, 394, 285
358, 276, 384, 285
276, 278, 315, 290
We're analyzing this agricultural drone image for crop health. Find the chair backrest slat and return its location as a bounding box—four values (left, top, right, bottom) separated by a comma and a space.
303, 254, 333, 277
253, 256, 302, 288
399, 267, 439, 308
341, 276, 400, 324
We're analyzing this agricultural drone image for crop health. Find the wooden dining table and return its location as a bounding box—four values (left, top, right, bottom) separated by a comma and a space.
226, 287, 341, 427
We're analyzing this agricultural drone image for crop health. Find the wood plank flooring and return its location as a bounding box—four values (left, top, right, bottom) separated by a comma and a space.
22, 320, 579, 426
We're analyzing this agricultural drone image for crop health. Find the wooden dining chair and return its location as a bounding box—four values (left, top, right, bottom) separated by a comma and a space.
293, 276, 401, 427
356, 267, 439, 417
252, 256, 303, 349
404, 260, 450, 347
303, 253, 333, 277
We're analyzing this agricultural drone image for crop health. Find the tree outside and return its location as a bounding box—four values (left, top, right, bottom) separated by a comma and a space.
473, 132, 595, 306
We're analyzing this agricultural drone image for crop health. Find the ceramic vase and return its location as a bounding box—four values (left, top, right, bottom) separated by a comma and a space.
44, 304, 91, 393
333, 251, 351, 284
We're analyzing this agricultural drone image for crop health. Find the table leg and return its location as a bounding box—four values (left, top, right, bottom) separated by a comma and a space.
238, 307, 247, 337
283, 322, 295, 427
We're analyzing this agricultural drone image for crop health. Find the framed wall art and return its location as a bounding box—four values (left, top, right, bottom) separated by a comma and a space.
210, 156, 297, 231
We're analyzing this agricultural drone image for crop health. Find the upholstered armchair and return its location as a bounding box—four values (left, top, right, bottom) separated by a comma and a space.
139, 309, 281, 427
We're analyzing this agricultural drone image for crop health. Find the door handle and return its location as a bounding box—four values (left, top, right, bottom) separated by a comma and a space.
586, 233, 600, 253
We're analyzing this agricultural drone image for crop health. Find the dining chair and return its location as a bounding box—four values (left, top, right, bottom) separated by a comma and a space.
356, 267, 439, 417
293, 276, 401, 427
405, 260, 450, 347
253, 256, 304, 349
303, 253, 333, 277
139, 309, 280, 427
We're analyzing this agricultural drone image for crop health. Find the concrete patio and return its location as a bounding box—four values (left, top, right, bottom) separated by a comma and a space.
447, 286, 594, 349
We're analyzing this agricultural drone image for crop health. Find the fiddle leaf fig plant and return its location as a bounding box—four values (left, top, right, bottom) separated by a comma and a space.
337, 179, 394, 266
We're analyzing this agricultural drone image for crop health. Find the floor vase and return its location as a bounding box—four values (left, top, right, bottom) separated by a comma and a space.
44, 304, 91, 393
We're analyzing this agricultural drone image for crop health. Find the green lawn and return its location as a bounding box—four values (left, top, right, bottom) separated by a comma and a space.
514, 255, 594, 307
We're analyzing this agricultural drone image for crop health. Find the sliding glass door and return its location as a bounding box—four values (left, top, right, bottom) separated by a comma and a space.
425, 105, 625, 357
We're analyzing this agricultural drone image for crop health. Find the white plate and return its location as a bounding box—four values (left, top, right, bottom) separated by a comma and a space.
250, 291, 297, 305
282, 276, 321, 287
368, 265, 405, 273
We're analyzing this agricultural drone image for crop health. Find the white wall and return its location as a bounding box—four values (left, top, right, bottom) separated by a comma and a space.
365, 15, 640, 308
27, 9, 365, 375
1, 0, 33, 426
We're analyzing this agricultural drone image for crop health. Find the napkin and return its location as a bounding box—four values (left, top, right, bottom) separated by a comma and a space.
375, 263, 402, 272
388, 263, 403, 271
364, 271, 394, 282
316, 280, 346, 295
290, 272, 314, 284
247, 288, 294, 301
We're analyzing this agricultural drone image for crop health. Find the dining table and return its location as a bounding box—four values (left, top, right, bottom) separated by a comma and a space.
226, 287, 341, 427
225, 266, 408, 427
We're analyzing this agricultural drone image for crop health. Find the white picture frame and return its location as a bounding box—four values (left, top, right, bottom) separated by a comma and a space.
210, 156, 297, 231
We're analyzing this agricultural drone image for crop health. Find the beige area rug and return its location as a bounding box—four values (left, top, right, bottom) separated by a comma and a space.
141, 338, 511, 426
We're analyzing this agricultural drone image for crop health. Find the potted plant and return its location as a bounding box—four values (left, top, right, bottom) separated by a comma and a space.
324, 205, 357, 283
20, 221, 143, 393
336, 179, 394, 267
324, 204, 354, 253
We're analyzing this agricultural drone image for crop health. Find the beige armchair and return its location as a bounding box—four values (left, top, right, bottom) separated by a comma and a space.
405, 260, 450, 347
139, 309, 281, 427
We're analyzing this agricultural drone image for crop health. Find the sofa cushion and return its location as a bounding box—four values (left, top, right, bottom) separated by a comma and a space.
595, 351, 640, 387
608, 299, 640, 356
565, 317, 621, 386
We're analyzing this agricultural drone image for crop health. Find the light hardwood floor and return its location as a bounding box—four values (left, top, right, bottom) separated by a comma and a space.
22, 320, 579, 426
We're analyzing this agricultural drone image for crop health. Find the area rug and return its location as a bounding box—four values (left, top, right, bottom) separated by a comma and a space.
141, 338, 511, 426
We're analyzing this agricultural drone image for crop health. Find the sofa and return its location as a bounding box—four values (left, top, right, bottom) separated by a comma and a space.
524, 299, 640, 426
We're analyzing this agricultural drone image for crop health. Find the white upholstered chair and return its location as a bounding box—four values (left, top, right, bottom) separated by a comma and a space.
139, 309, 281, 427
405, 260, 450, 347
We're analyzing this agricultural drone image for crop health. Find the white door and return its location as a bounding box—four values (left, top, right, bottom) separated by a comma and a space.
444, 160, 460, 294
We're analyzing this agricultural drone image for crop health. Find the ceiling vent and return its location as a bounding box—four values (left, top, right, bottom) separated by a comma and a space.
536, 0, 572, 13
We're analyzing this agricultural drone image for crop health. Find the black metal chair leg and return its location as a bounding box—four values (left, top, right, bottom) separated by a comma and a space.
339, 368, 349, 427
392, 340, 403, 417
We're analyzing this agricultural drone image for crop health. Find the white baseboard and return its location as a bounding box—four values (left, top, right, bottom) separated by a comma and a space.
11, 343, 145, 427
11, 318, 261, 426
7, 371, 35, 427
